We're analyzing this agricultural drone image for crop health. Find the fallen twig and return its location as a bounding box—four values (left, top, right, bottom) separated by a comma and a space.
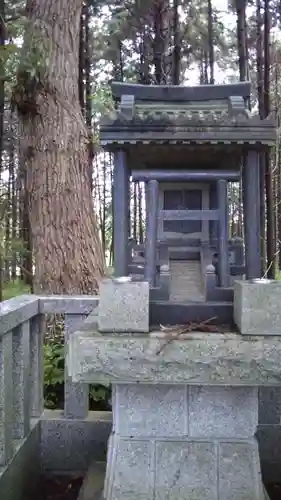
156, 316, 218, 355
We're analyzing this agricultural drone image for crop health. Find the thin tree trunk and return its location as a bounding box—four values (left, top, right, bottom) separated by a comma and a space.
0, 0, 5, 300
11, 130, 17, 280
207, 0, 214, 84
5, 155, 11, 281
172, 0, 180, 85
15, 0, 104, 293
236, 0, 247, 81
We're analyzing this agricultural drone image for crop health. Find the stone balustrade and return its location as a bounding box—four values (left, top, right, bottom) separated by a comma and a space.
1, 292, 281, 497
0, 294, 99, 469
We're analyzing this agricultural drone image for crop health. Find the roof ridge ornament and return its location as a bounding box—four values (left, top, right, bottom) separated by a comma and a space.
120, 94, 135, 120
228, 95, 249, 118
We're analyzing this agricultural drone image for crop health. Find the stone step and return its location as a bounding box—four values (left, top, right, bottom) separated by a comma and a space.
77, 462, 105, 500
170, 260, 204, 302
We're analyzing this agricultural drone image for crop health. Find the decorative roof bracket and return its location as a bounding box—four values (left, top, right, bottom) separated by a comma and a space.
120, 94, 135, 120
228, 95, 249, 118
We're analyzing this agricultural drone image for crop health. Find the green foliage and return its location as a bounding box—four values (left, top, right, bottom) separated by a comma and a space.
44, 341, 65, 409
2, 279, 30, 300
43, 335, 111, 410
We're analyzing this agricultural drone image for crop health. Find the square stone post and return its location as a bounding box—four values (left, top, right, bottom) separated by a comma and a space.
209, 181, 218, 244
113, 150, 130, 277
243, 151, 261, 279
217, 179, 229, 287
144, 180, 159, 287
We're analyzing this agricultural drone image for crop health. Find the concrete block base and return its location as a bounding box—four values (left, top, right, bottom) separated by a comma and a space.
103, 384, 265, 500
234, 279, 281, 335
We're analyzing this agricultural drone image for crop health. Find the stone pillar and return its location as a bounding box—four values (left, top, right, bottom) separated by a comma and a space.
144, 180, 159, 287
209, 182, 218, 244
243, 151, 261, 279
113, 150, 129, 277
103, 385, 265, 500
217, 179, 229, 287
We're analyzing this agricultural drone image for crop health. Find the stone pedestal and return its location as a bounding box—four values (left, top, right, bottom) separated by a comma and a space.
234, 280, 281, 335
103, 385, 264, 500
68, 325, 280, 499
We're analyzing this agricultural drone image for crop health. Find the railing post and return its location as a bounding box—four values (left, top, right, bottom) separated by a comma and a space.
217, 179, 229, 287
12, 321, 31, 439
144, 180, 159, 287
64, 314, 89, 419
30, 315, 44, 418
0, 333, 13, 465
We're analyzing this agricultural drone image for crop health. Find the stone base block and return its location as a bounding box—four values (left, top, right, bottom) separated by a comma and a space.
98, 280, 149, 333
234, 280, 281, 335
104, 435, 264, 500
102, 384, 264, 500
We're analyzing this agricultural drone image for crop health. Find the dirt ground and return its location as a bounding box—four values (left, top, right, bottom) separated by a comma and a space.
34, 474, 84, 500
266, 483, 281, 500
33, 474, 281, 500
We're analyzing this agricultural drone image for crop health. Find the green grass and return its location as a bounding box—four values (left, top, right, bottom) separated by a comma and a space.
2, 280, 31, 301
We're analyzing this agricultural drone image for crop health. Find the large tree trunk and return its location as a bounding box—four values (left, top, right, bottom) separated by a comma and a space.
15, 0, 105, 294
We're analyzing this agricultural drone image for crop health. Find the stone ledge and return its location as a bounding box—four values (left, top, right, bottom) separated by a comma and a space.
68, 331, 281, 385
0, 296, 39, 336
40, 410, 112, 472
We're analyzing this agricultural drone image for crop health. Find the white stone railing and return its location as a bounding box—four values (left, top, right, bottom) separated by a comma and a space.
0, 294, 99, 467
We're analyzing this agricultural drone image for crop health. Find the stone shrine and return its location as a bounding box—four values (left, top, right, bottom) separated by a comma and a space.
68, 81, 280, 500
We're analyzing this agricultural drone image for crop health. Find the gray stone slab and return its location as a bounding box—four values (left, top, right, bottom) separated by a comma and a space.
64, 314, 89, 419
39, 295, 99, 315
104, 436, 154, 500
77, 462, 106, 500
68, 331, 281, 385
234, 280, 281, 335
155, 441, 217, 500
112, 384, 187, 437
219, 441, 264, 500
0, 295, 38, 336
0, 333, 13, 465
12, 321, 31, 439
189, 386, 258, 438
0, 420, 40, 500
40, 411, 112, 471
98, 280, 149, 333
30, 315, 44, 418
259, 387, 281, 425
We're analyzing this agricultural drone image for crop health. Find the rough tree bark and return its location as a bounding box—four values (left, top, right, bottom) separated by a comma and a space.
15, 0, 105, 294
207, 0, 214, 84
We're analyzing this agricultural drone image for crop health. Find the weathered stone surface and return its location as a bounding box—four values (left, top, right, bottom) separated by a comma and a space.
0, 295, 38, 336
69, 330, 281, 385
155, 441, 217, 500
112, 384, 187, 437
0, 333, 13, 465
189, 386, 258, 438
218, 441, 264, 500
234, 280, 281, 335
38, 295, 99, 315
98, 280, 149, 333
104, 436, 154, 500
12, 321, 31, 439
103, 435, 264, 500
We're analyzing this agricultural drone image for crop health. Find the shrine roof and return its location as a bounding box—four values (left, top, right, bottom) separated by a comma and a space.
99, 82, 276, 148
